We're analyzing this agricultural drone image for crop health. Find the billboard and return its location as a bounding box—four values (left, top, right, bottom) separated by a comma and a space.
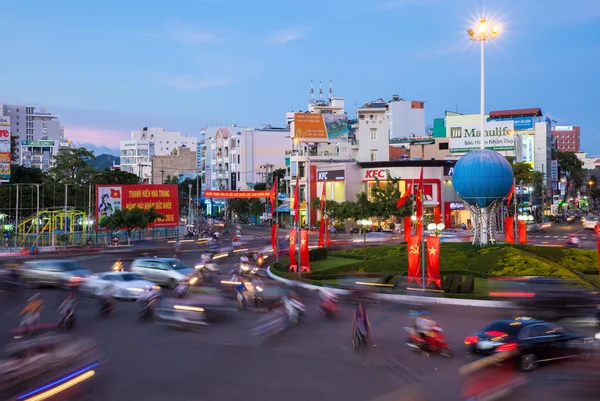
488, 116, 534, 130
521, 134, 535, 165
448, 120, 515, 153
21, 140, 54, 146
204, 190, 270, 198
0, 116, 10, 182
293, 113, 348, 142
96, 184, 179, 231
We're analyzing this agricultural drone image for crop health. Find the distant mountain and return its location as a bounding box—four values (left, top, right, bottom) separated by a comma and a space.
89, 154, 120, 171
77, 143, 120, 157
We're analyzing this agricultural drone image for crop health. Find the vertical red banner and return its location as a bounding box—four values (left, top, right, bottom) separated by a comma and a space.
505, 216, 515, 244
300, 229, 311, 273
271, 224, 279, 255
407, 236, 421, 285
597, 240, 600, 284
310, 166, 317, 224
289, 230, 298, 272
325, 218, 332, 247
426, 236, 441, 288
433, 207, 441, 224
518, 220, 527, 244
403, 216, 412, 243
318, 222, 325, 247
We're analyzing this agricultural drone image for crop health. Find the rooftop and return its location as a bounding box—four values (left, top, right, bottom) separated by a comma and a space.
489, 108, 543, 118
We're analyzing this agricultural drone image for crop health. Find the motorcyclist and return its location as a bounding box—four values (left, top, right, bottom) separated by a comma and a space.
319, 287, 338, 313
20, 293, 44, 329
415, 310, 435, 354
352, 301, 371, 344
282, 291, 305, 324
99, 284, 116, 313
567, 234, 580, 247
112, 259, 124, 272
174, 281, 189, 298
59, 291, 76, 313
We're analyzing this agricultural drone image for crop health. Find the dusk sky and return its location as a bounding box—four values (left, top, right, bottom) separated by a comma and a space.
1, 0, 599, 154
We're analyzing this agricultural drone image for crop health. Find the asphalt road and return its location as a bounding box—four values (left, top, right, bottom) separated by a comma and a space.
527, 220, 598, 248
1, 235, 598, 401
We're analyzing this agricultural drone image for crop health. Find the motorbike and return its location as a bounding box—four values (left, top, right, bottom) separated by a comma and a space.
284, 298, 307, 326
566, 241, 582, 248
318, 298, 340, 320
404, 326, 453, 358
174, 283, 188, 298
139, 297, 156, 322
99, 296, 114, 317
112, 261, 124, 272
58, 304, 76, 331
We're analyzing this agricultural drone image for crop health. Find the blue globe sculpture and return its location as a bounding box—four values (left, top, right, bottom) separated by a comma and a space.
452, 150, 514, 208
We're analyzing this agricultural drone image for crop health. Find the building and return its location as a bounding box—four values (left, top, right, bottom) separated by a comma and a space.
355, 99, 390, 162
552, 125, 580, 152
152, 146, 197, 184
131, 127, 197, 156
387, 97, 426, 140
0, 104, 65, 171
119, 139, 154, 182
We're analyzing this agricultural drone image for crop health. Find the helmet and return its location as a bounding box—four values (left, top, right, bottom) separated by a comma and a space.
240, 256, 249, 264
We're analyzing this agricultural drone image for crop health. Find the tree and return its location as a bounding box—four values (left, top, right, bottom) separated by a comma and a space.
555, 151, 584, 202
163, 176, 179, 185
531, 170, 544, 200
512, 162, 534, 185
253, 182, 267, 191
104, 207, 164, 238
49, 147, 96, 184
272, 168, 287, 193
590, 187, 600, 207
249, 199, 265, 216
227, 198, 250, 217
309, 197, 337, 216
370, 173, 412, 227
94, 169, 140, 185
10, 165, 46, 184
10, 135, 19, 162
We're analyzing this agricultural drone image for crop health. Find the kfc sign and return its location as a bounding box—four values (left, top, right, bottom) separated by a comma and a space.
317, 169, 345, 181
363, 169, 389, 179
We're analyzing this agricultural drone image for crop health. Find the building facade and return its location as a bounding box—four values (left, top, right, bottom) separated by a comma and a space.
152, 146, 198, 184
387, 97, 426, 140
552, 125, 580, 152
131, 127, 197, 156
0, 104, 65, 171
119, 139, 154, 182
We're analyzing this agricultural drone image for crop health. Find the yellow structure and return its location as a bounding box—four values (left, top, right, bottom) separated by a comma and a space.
15, 208, 90, 246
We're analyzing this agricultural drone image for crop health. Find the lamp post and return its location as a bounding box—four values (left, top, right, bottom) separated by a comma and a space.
188, 183, 193, 229
467, 18, 500, 149
358, 219, 373, 261
427, 223, 446, 238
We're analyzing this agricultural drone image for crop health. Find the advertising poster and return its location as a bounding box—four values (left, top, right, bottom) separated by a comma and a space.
448, 120, 515, 153
294, 113, 349, 142
204, 190, 271, 198
0, 116, 11, 182
521, 134, 535, 166
96, 184, 179, 231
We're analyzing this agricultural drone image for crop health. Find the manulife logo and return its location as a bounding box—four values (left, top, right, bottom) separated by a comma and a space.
450, 126, 510, 138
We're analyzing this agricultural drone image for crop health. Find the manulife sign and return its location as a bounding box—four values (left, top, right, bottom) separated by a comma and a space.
22, 140, 54, 146
447, 120, 515, 153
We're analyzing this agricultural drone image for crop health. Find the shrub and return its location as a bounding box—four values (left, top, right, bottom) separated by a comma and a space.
308, 247, 328, 262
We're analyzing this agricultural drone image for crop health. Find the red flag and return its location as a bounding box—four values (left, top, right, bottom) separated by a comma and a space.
318, 184, 325, 247
325, 218, 332, 247
289, 230, 298, 272
320, 183, 325, 211
505, 216, 515, 244
270, 178, 277, 212
403, 216, 412, 243
407, 236, 422, 285
293, 175, 300, 224
300, 229, 311, 273
416, 169, 424, 234
433, 207, 441, 224
426, 236, 441, 288
271, 224, 279, 255
110, 188, 121, 198
396, 183, 412, 208
506, 184, 515, 205
518, 220, 527, 244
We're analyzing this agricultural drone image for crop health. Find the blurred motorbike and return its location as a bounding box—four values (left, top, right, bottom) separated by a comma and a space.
58, 304, 76, 331
139, 298, 156, 322
404, 325, 452, 358
99, 296, 114, 317
112, 260, 124, 272
318, 298, 340, 320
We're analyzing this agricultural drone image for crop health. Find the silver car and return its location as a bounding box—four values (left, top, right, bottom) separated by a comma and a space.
21, 260, 91, 288
130, 258, 195, 289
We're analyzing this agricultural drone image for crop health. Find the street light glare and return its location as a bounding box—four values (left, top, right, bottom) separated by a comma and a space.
492, 26, 500, 35
478, 24, 487, 33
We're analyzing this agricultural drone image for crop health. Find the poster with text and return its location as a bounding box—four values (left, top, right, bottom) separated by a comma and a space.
96, 184, 179, 231
0, 116, 11, 182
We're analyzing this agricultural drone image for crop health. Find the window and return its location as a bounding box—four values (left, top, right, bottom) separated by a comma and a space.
16, 122, 19, 126
439, 142, 449, 150
370, 128, 377, 140
237, 171, 240, 181
237, 155, 240, 164
370, 150, 378, 161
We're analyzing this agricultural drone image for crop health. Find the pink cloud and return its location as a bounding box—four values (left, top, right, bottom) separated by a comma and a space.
63, 125, 128, 146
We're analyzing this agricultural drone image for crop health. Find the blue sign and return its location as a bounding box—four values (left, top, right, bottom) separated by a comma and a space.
3, 231, 11, 239
488, 116, 534, 130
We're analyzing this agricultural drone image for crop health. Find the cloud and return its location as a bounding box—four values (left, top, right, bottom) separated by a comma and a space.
160, 75, 231, 91
140, 20, 215, 44
267, 27, 307, 45
63, 126, 128, 147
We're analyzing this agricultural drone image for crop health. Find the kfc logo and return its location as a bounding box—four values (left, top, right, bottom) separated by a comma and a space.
364, 169, 388, 179
318, 172, 328, 181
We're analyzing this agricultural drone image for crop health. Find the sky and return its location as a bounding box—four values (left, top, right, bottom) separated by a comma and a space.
1, 0, 599, 154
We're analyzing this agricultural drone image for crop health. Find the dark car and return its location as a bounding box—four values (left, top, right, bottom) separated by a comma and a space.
465, 317, 594, 372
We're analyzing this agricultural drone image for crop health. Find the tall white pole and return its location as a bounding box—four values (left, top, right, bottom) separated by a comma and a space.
15, 184, 19, 249
480, 38, 485, 150
36, 184, 40, 247
306, 158, 311, 228
64, 185, 68, 245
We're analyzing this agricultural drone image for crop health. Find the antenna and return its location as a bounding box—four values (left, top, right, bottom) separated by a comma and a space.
319, 80, 323, 101
329, 78, 333, 99
310, 79, 314, 103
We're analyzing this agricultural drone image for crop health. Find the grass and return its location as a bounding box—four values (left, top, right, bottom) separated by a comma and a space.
310, 257, 361, 272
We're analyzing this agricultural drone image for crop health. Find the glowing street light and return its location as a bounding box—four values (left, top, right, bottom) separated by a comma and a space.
427, 223, 446, 237
467, 17, 501, 150
358, 219, 373, 261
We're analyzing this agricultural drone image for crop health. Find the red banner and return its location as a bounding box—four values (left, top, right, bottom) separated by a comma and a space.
433, 207, 441, 224
96, 184, 179, 231
426, 236, 441, 288
204, 190, 271, 198
289, 230, 298, 272
318, 221, 325, 247
407, 236, 421, 285
300, 229, 311, 273
597, 240, 600, 283
293, 175, 300, 224
403, 216, 412, 243
270, 179, 277, 212
505, 216, 515, 244
271, 224, 279, 255
518, 220, 527, 244
325, 218, 332, 247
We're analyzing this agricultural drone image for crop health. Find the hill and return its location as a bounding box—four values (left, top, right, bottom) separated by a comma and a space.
89, 154, 120, 171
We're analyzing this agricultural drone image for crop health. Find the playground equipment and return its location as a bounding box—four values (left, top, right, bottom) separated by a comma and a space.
11, 208, 92, 247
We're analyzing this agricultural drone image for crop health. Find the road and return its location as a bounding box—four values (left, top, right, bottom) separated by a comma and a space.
0, 232, 598, 401
527, 221, 598, 248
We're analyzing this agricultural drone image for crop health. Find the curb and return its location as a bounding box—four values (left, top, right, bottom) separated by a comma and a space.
266, 266, 512, 309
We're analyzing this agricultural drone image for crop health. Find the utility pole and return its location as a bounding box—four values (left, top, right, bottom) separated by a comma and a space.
36, 184, 40, 247
64, 184, 68, 248
15, 184, 19, 250
160, 169, 166, 184
196, 170, 200, 230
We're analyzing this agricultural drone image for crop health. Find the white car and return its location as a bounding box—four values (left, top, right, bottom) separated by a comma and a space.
583, 216, 599, 229
82, 272, 160, 300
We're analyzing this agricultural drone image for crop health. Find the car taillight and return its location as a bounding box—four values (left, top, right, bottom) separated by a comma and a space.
465, 335, 478, 345
484, 331, 508, 338
496, 343, 518, 351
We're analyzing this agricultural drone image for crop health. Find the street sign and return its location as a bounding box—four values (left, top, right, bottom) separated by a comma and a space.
3, 231, 11, 239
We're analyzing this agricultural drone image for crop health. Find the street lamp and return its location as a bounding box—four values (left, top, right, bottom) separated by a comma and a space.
467, 17, 500, 150
358, 219, 373, 261
188, 183, 193, 228
427, 223, 446, 237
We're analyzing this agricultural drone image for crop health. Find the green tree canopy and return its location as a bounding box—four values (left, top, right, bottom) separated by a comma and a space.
93, 169, 140, 185
104, 206, 164, 235
49, 147, 96, 184
370, 173, 412, 226
249, 199, 265, 216
512, 162, 534, 185
227, 198, 250, 217
554, 151, 584, 201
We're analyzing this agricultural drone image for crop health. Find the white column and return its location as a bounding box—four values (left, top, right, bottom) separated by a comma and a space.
480, 39, 485, 150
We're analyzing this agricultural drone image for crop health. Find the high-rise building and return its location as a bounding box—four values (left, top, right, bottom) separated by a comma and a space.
119, 139, 154, 183
0, 104, 65, 171
552, 126, 580, 153
131, 127, 197, 156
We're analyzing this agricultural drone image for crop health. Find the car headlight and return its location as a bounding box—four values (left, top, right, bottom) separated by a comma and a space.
595, 332, 600, 340
256, 286, 263, 292
241, 264, 249, 271
127, 287, 144, 292
189, 276, 199, 285
195, 264, 205, 270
